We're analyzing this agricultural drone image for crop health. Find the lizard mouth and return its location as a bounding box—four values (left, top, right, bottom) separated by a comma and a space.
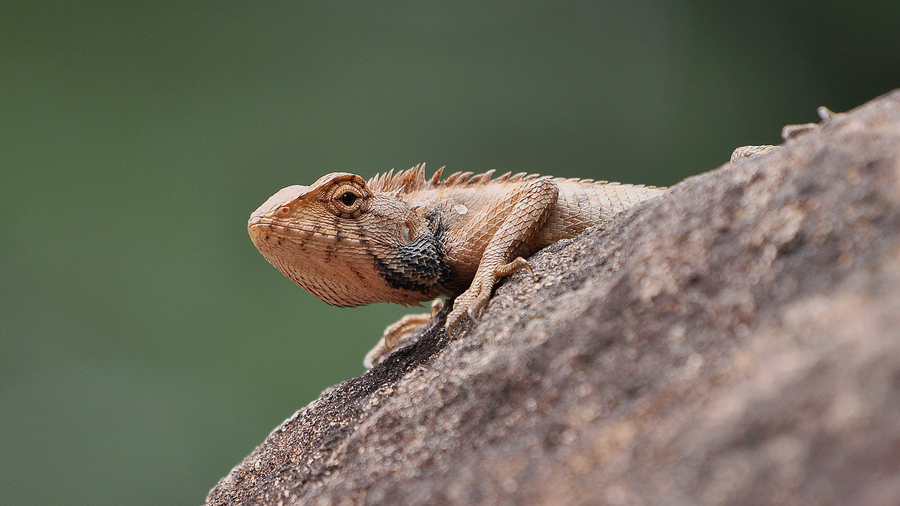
248, 219, 367, 249
247, 218, 314, 241
247, 219, 323, 266
248, 218, 397, 307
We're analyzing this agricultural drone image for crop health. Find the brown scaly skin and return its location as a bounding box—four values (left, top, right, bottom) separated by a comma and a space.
248, 164, 664, 365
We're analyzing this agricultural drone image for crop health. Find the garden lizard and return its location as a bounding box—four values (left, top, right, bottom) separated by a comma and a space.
247, 109, 834, 368
248, 165, 663, 366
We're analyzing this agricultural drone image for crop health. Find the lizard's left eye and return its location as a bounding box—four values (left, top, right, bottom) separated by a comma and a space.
340, 192, 358, 206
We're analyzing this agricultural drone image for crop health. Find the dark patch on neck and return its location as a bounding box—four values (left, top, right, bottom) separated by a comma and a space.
373, 211, 450, 295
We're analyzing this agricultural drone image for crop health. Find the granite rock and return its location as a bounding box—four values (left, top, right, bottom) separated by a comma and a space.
207, 89, 900, 506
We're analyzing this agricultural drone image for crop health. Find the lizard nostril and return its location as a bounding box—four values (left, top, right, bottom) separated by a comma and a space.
280, 207, 290, 214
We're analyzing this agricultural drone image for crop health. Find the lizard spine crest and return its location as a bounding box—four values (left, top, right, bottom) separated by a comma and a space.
368, 163, 662, 195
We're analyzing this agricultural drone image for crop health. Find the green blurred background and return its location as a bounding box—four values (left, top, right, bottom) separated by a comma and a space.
2, 1, 897, 504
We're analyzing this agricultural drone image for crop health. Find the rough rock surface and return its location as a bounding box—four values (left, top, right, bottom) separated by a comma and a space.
207, 90, 900, 506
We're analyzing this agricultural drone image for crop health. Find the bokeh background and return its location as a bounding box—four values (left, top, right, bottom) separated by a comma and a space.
2, 2, 898, 504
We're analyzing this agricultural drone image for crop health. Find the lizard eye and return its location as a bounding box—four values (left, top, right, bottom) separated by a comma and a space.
324, 178, 369, 218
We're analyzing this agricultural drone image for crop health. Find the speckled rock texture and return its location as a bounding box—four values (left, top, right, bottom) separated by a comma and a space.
206, 90, 900, 506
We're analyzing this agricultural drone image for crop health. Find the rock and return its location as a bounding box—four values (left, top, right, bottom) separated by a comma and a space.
206, 90, 900, 506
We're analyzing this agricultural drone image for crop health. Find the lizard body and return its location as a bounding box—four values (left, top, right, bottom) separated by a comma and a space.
248, 109, 834, 367
248, 164, 664, 352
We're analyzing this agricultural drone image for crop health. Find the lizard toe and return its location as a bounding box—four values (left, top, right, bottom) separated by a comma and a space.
444, 306, 465, 336
468, 289, 492, 319
444, 277, 494, 334
496, 256, 532, 277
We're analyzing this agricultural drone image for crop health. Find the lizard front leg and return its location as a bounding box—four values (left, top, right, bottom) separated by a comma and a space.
445, 178, 559, 334
364, 300, 444, 369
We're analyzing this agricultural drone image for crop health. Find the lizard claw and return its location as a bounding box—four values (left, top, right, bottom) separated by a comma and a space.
444, 287, 482, 336
444, 256, 533, 336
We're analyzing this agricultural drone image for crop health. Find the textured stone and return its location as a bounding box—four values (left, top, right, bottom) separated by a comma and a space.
207, 89, 900, 506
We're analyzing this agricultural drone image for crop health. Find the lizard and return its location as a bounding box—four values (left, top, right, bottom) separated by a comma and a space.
247, 164, 664, 367
247, 108, 834, 368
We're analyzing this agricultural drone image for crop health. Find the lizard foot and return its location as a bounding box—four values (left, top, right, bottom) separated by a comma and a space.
731, 106, 836, 161
445, 257, 532, 335
363, 300, 444, 369
730, 145, 778, 161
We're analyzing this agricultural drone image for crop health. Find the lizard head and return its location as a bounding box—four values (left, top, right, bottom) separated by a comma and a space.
248, 172, 438, 307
